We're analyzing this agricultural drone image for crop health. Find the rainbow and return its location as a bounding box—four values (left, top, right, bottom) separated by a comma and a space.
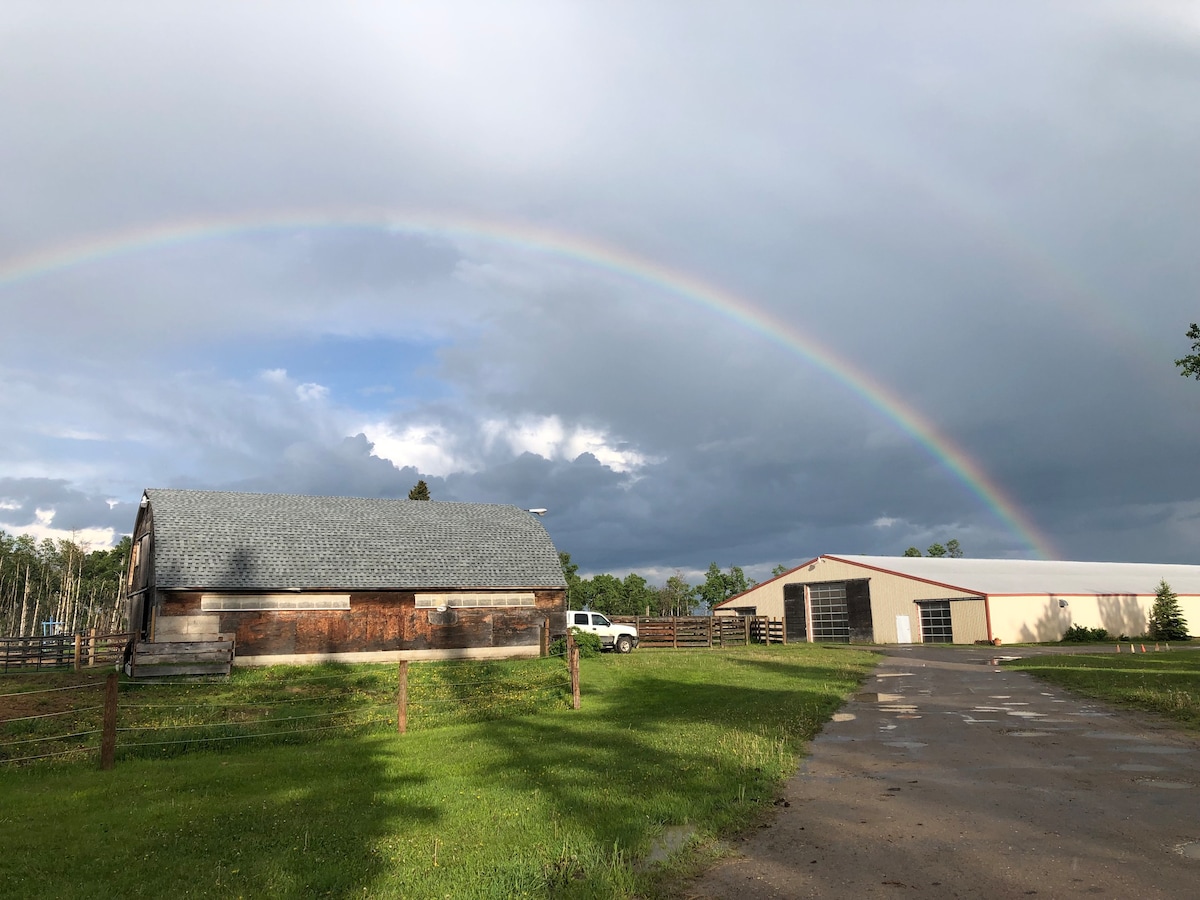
0, 209, 1059, 558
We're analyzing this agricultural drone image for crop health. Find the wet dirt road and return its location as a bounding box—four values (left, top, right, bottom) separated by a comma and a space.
684, 645, 1200, 899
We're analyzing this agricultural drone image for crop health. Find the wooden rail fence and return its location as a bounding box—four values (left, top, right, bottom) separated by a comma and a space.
0, 632, 134, 673
609, 615, 785, 648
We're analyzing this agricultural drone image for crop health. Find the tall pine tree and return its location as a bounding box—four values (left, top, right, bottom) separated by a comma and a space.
1148, 579, 1189, 641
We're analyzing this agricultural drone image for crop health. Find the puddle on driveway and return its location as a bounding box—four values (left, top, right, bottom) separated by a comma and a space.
1007, 730, 1054, 737
832, 712, 856, 722
883, 740, 927, 749
855, 692, 905, 703
1175, 842, 1200, 859
1134, 779, 1192, 790
1007, 711, 1047, 718
1118, 764, 1165, 772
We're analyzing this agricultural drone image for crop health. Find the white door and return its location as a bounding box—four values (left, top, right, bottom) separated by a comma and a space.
895, 615, 912, 644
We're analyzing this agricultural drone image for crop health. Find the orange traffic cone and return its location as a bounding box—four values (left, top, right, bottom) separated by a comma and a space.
1116, 644, 1121, 652
1141, 644, 1147, 653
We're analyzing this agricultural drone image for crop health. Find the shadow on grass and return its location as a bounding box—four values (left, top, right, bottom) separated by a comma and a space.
0, 732, 435, 899
453, 656, 873, 860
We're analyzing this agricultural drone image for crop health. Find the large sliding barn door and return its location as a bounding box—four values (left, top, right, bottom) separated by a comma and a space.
783, 583, 808, 642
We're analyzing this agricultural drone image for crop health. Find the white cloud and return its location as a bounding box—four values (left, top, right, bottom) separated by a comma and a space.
482, 415, 654, 473
362, 413, 655, 477
358, 421, 468, 477
295, 382, 330, 403
0, 507, 118, 549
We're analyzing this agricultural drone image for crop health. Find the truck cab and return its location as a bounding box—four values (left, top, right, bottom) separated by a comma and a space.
565, 610, 639, 653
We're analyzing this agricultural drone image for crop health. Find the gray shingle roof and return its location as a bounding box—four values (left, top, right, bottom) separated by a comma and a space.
143, 489, 567, 591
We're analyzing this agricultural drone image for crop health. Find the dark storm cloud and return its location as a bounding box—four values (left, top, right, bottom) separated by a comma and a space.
0, 478, 132, 536
3, 3, 1199, 569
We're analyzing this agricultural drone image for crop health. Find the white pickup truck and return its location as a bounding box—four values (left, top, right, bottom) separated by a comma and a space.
565, 610, 639, 653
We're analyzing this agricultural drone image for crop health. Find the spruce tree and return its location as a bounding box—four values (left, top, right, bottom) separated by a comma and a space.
407, 480, 431, 501
1148, 579, 1189, 641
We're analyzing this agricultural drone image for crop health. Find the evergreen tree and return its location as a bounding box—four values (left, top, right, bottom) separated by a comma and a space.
407, 480, 431, 500
903, 547, 922, 557
946, 539, 963, 558
927, 543, 947, 558
1148, 579, 1190, 641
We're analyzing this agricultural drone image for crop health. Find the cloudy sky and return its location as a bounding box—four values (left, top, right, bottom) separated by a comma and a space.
2, 2, 1199, 583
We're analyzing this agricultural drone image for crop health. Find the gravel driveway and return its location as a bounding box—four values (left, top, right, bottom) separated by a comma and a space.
683, 645, 1200, 899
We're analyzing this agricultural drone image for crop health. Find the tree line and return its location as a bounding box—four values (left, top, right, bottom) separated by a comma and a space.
559, 553, 763, 617
903, 539, 963, 558
0, 530, 130, 637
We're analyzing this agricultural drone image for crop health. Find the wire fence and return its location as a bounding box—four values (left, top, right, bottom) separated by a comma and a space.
0, 652, 573, 768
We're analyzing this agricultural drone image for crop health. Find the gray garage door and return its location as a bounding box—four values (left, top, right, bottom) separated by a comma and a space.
809, 582, 849, 642
918, 600, 953, 643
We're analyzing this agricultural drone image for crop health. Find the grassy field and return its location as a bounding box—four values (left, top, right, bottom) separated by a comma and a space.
1005, 649, 1200, 731
0, 655, 572, 764
0, 644, 876, 898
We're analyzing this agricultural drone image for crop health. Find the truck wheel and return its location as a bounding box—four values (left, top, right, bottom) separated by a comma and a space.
615, 635, 633, 654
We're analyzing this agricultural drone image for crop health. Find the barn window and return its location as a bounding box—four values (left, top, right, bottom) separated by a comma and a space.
415, 592, 537, 609
201, 594, 351, 611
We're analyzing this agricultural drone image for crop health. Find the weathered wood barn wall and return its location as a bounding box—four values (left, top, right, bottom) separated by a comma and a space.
127, 489, 567, 664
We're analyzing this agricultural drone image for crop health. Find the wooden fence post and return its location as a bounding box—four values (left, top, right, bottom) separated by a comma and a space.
88, 627, 97, 667
672, 617, 678, 649
744, 615, 750, 646
73, 634, 83, 672
540, 619, 549, 657
100, 673, 118, 770
397, 661, 409, 734
568, 631, 580, 710
708, 616, 713, 648
781, 615, 787, 645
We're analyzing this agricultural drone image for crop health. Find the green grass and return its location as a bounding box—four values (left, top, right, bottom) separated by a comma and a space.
1005, 650, 1200, 731
0, 645, 876, 898
0, 656, 571, 763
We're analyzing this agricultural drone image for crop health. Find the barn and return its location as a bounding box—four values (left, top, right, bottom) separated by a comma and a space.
126, 489, 567, 667
714, 555, 1200, 645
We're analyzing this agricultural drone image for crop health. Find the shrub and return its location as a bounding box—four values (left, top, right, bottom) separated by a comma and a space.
548, 628, 604, 658
1061, 625, 1111, 643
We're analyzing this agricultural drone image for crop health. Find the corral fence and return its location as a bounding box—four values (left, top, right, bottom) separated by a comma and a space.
609, 615, 785, 648
0, 632, 134, 674
1, 650, 574, 769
